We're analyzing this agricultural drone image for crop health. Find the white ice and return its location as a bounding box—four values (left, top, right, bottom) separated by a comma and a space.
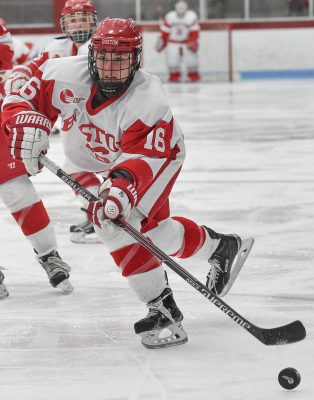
0, 80, 313, 400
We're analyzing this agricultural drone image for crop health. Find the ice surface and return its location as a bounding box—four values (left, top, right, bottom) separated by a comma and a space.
0, 80, 313, 399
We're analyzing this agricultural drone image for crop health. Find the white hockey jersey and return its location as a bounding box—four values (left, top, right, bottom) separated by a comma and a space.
161, 10, 200, 43
2, 56, 186, 218
27, 37, 90, 76
11, 37, 32, 65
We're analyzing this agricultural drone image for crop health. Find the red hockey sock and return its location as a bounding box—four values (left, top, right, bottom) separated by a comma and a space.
170, 216, 206, 258
12, 200, 50, 236
111, 242, 161, 277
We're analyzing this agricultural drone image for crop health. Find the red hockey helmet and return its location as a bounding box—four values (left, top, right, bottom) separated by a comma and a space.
88, 18, 142, 97
60, 0, 97, 44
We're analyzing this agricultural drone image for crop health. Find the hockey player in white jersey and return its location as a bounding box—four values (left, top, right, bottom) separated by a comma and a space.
0, 1, 98, 298
0, 22, 13, 299
2, 18, 254, 348
3, 0, 102, 245
156, 0, 201, 82
4, 0, 97, 94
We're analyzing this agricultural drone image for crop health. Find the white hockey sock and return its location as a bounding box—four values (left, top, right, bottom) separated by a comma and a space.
127, 266, 168, 303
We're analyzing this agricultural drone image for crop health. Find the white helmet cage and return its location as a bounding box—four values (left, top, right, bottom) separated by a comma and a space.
60, 11, 97, 44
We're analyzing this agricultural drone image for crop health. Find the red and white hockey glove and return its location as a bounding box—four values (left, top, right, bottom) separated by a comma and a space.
7, 110, 51, 176
187, 40, 198, 53
87, 177, 137, 228
4, 65, 32, 94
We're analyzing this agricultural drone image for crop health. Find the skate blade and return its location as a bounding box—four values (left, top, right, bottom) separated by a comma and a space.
140, 323, 188, 349
56, 279, 74, 293
70, 232, 102, 244
220, 237, 255, 297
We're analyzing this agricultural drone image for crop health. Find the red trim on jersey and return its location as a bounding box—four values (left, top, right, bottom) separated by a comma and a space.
111, 242, 161, 276
71, 43, 78, 56
12, 200, 50, 236
69, 171, 101, 190
86, 83, 127, 115
170, 216, 206, 259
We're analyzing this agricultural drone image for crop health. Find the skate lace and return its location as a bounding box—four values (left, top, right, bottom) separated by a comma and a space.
41, 256, 71, 276
146, 298, 174, 323
207, 258, 222, 286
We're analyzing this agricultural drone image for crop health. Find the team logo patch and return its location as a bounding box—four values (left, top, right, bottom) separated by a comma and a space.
106, 205, 117, 215
60, 88, 86, 104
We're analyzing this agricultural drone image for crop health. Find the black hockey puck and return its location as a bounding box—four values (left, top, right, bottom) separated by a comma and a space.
278, 368, 301, 390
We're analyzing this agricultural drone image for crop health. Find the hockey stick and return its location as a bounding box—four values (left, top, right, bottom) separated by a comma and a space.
39, 154, 306, 346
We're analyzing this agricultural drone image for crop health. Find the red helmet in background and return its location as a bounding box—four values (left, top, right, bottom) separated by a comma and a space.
61, 0, 96, 15
60, 0, 97, 44
88, 18, 142, 97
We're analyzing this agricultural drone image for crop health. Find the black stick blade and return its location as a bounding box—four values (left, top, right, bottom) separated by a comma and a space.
256, 320, 306, 345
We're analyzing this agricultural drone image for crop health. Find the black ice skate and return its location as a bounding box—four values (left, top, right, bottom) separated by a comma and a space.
0, 270, 9, 299
203, 226, 254, 297
134, 287, 188, 349
37, 250, 73, 293
70, 218, 101, 244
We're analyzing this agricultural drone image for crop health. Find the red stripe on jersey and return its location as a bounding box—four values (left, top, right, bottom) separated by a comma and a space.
72, 43, 78, 56
12, 200, 50, 236
69, 172, 101, 190
170, 216, 206, 259
111, 242, 161, 277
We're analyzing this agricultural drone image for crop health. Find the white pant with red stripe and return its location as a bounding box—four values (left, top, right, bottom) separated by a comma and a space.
95, 210, 219, 303
0, 174, 57, 256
